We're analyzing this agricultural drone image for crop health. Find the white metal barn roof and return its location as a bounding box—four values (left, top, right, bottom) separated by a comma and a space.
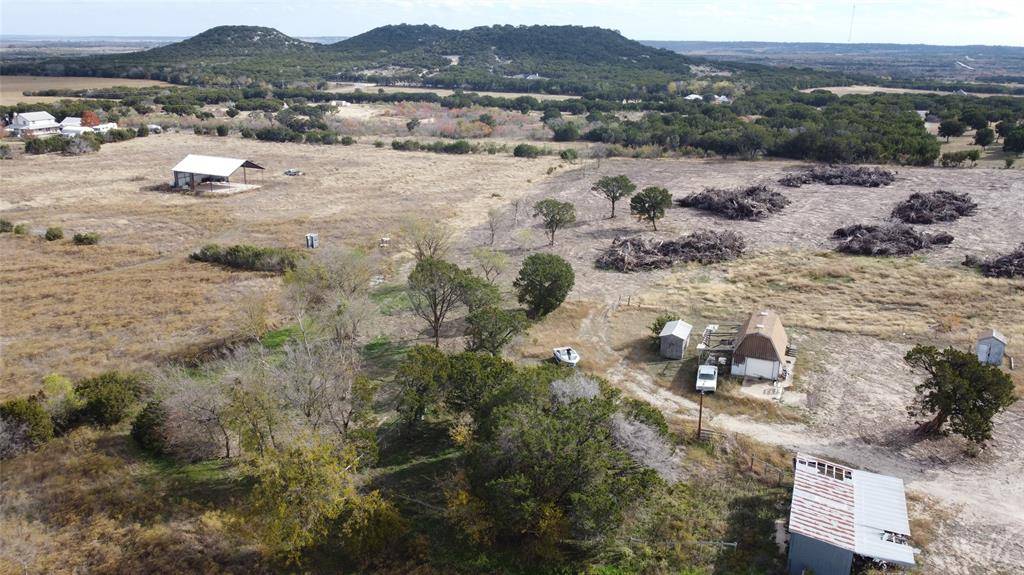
16, 111, 56, 122
789, 453, 915, 567
172, 154, 264, 177
659, 319, 693, 340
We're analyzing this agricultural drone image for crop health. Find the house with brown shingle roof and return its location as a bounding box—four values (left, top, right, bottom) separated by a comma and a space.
731, 309, 788, 380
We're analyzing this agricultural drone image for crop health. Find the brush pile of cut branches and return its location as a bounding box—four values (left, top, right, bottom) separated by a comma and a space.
891, 190, 977, 224
779, 166, 895, 188
963, 244, 1024, 278
832, 223, 953, 256
675, 185, 789, 220
596, 230, 746, 272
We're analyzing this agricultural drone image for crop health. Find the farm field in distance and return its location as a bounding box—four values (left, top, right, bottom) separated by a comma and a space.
0, 75, 173, 105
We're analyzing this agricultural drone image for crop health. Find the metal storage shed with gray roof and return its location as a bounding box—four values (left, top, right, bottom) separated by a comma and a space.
658, 319, 693, 360
787, 453, 915, 575
976, 329, 1007, 366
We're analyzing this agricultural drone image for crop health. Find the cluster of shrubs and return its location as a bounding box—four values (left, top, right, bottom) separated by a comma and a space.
0, 372, 143, 458
190, 243, 304, 273
389, 139, 510, 155
194, 125, 231, 137
24, 128, 138, 156
0, 219, 28, 235
939, 150, 982, 168
1, 220, 100, 244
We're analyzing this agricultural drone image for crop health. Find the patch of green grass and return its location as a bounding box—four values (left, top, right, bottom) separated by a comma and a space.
362, 335, 409, 372
370, 283, 413, 316
260, 324, 299, 349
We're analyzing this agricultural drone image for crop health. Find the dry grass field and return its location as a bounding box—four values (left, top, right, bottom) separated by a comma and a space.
0, 75, 173, 105
3, 127, 1023, 572
0, 132, 562, 396
802, 84, 1023, 98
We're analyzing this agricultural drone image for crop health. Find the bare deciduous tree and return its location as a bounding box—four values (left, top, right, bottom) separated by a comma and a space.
400, 217, 453, 262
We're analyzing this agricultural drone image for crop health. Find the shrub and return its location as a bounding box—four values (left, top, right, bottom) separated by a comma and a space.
0, 397, 54, 447
216, 125, 229, 137
40, 373, 83, 433
103, 128, 136, 142
132, 401, 170, 455
226, 107, 240, 118
13, 224, 28, 235
559, 148, 578, 163
44, 226, 63, 241
649, 314, 679, 345
136, 124, 149, 137
74, 371, 143, 427
240, 127, 255, 139
0, 143, 11, 159
72, 232, 101, 245
552, 122, 580, 142
373, 140, 385, 148
341, 135, 355, 146
0, 219, 11, 233
255, 126, 303, 143
190, 243, 304, 273
514, 253, 575, 317
513, 143, 542, 158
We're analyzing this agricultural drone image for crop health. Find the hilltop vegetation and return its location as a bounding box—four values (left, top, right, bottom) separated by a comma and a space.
4, 24, 852, 95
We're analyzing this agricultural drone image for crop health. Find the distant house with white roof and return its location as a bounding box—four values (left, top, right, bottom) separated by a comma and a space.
9, 111, 61, 137
60, 116, 82, 128
787, 453, 915, 575
684, 93, 704, 101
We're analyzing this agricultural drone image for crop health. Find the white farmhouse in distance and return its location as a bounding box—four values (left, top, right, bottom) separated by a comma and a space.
9, 111, 61, 137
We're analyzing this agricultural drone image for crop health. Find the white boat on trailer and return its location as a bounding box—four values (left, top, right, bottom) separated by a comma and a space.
552, 347, 581, 367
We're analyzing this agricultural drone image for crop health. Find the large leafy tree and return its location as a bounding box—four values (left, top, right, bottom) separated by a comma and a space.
532, 199, 576, 245
241, 441, 358, 563
407, 258, 468, 347
466, 390, 658, 557
937, 119, 967, 142
629, 186, 672, 230
513, 253, 575, 318
592, 175, 636, 218
904, 345, 1017, 444
465, 306, 529, 355
395, 345, 451, 428
974, 127, 995, 147
1004, 126, 1024, 155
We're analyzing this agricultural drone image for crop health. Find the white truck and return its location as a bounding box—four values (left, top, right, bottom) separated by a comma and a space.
696, 364, 718, 393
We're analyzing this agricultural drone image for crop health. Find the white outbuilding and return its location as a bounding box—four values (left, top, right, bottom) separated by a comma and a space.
171, 154, 265, 193
659, 319, 693, 360
976, 329, 1007, 366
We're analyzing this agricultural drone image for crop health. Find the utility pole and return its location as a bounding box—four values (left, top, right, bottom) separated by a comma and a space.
696, 390, 705, 440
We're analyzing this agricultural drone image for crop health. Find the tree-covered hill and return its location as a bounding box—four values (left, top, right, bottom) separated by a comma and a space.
2, 23, 853, 95
140, 25, 318, 58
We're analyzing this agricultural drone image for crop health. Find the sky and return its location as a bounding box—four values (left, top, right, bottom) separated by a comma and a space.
1, 0, 1022, 46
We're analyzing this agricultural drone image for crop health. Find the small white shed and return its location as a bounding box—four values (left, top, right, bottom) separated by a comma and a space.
659, 319, 693, 360
976, 329, 1007, 366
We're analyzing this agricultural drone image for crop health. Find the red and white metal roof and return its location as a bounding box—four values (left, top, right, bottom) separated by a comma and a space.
790, 453, 915, 567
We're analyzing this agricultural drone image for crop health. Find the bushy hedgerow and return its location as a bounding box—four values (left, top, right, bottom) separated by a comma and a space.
74, 371, 143, 427
190, 243, 304, 273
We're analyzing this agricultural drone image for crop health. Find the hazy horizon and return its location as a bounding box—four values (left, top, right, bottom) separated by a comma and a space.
1, 0, 1022, 47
